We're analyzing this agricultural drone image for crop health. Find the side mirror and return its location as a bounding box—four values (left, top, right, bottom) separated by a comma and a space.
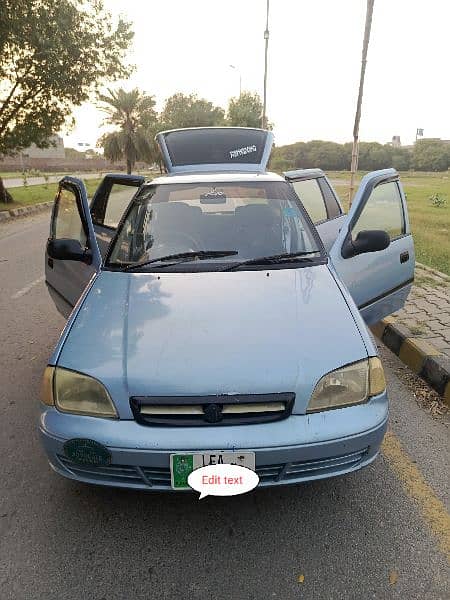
47, 238, 92, 263
341, 229, 390, 259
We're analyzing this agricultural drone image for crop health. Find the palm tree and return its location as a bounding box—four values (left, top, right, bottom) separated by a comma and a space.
98, 88, 158, 174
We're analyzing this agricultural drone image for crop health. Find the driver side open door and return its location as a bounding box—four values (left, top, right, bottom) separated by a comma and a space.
45, 177, 101, 318
329, 169, 415, 325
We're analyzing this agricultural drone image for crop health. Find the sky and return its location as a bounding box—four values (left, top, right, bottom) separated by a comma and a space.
63, 0, 450, 150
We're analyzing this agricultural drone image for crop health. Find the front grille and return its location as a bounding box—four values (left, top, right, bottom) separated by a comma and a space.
56, 448, 368, 489
141, 466, 172, 486
130, 393, 295, 426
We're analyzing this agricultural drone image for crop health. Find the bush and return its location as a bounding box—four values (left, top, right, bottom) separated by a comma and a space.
429, 193, 447, 208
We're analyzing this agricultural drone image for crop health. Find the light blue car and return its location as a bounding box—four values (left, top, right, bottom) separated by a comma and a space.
40, 127, 415, 491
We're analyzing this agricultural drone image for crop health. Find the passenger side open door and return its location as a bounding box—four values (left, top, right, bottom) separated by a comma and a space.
329, 169, 415, 325
284, 169, 346, 251
45, 177, 101, 318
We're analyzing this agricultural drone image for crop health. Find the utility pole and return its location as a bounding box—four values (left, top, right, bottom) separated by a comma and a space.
262, 0, 270, 129
349, 0, 375, 205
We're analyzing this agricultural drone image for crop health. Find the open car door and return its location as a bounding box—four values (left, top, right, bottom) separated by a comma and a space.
45, 177, 101, 318
90, 174, 144, 257
329, 168, 415, 325
284, 169, 346, 251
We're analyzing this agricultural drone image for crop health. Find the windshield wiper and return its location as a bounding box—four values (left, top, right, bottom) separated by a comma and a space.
120, 250, 238, 272
223, 251, 321, 272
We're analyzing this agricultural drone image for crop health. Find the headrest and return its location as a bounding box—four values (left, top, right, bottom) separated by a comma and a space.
153, 202, 202, 221
234, 203, 280, 225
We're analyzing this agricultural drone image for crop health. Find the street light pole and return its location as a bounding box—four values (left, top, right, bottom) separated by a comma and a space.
349, 0, 375, 206
262, 0, 270, 129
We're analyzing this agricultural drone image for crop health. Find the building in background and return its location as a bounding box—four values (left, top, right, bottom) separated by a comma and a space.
0, 133, 129, 173
22, 135, 65, 159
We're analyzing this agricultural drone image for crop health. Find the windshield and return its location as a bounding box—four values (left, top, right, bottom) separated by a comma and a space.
107, 181, 323, 270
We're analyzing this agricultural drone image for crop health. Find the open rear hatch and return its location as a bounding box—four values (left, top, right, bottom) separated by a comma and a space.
155, 127, 274, 174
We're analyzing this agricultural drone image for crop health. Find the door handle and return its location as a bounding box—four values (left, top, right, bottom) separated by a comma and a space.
400, 251, 409, 264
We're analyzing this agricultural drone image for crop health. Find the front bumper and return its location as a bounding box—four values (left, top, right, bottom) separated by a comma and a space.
39, 393, 388, 491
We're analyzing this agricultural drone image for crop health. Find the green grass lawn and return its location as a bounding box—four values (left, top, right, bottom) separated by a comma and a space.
328, 171, 450, 276
0, 171, 70, 179
0, 178, 102, 212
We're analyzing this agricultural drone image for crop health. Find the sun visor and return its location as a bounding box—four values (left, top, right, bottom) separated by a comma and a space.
155, 127, 274, 174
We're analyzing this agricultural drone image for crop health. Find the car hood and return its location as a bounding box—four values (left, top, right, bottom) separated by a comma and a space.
57, 266, 368, 416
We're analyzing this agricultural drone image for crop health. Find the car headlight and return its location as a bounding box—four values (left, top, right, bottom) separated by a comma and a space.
40, 366, 118, 418
306, 357, 386, 413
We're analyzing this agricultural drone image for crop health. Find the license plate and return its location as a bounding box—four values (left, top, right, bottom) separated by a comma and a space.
170, 451, 255, 490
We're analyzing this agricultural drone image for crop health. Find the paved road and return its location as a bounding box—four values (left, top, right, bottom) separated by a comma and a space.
0, 212, 449, 600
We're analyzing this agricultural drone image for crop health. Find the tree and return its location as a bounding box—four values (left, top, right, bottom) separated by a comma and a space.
160, 93, 225, 130
98, 88, 158, 174
270, 140, 348, 172
390, 150, 411, 172
270, 139, 418, 173
0, 0, 133, 201
227, 92, 265, 128
357, 142, 391, 171
0, 179, 13, 204
306, 140, 348, 170
413, 139, 449, 172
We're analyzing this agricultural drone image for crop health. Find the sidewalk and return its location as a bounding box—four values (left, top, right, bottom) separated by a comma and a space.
395, 264, 450, 358
371, 263, 450, 404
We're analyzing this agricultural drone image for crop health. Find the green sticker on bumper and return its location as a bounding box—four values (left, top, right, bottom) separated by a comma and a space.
171, 454, 194, 488
64, 438, 111, 466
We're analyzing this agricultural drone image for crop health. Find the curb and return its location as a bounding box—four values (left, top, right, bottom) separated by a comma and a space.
416, 262, 450, 283
370, 318, 450, 406
0, 201, 53, 222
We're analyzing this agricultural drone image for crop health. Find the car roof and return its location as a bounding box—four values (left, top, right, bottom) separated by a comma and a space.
147, 171, 285, 186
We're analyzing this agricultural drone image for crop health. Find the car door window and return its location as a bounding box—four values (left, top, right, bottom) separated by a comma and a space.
352, 181, 405, 240
103, 184, 139, 229
91, 177, 143, 230
291, 178, 327, 224
318, 177, 342, 219
52, 187, 87, 246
